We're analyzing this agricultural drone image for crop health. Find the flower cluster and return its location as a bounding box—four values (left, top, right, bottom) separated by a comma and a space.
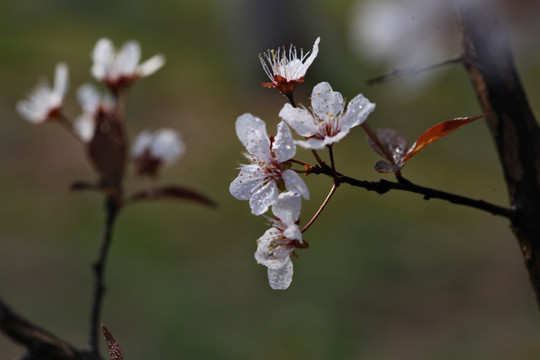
17, 37, 183, 183
231, 37, 376, 289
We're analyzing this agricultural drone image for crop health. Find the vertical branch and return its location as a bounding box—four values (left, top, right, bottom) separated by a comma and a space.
89, 195, 120, 355
454, 2, 540, 309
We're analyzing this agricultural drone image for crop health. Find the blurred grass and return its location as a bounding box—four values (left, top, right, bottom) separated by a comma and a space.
1, 0, 540, 359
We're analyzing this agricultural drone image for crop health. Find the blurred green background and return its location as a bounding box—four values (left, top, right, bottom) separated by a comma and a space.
1, 0, 540, 359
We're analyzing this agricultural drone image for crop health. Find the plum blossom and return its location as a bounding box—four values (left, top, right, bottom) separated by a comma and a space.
73, 84, 114, 142
279, 82, 376, 149
259, 37, 320, 98
91, 38, 165, 89
255, 192, 305, 290
17, 62, 69, 124
229, 114, 309, 216
132, 129, 185, 177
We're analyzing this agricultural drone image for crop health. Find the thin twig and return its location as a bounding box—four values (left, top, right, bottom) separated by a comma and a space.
301, 183, 338, 233
309, 164, 514, 219
366, 54, 463, 85
89, 195, 120, 356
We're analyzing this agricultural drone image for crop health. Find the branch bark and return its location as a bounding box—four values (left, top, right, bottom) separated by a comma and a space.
0, 299, 98, 360
454, 1, 540, 309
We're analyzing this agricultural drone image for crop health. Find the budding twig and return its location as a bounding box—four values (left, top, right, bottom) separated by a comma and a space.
89, 195, 121, 356
309, 164, 514, 219
366, 54, 463, 85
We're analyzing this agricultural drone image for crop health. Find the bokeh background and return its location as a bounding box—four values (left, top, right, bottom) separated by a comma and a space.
2, 0, 540, 359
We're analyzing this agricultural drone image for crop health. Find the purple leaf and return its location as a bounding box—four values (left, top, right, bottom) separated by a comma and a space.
102, 324, 124, 360
127, 185, 217, 208
374, 160, 403, 173
366, 128, 408, 165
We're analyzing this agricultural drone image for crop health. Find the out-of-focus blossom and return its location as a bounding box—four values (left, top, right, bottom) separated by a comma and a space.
91, 38, 165, 90
279, 82, 375, 149
259, 37, 320, 98
132, 129, 185, 177
255, 191, 304, 290
349, 0, 456, 92
229, 114, 309, 216
74, 84, 114, 142
17, 63, 69, 124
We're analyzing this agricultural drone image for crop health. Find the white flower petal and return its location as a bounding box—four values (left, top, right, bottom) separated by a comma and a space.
150, 129, 185, 165
137, 54, 165, 77
340, 93, 376, 130
16, 100, 42, 123
132, 130, 153, 157
74, 114, 95, 142
283, 224, 302, 242
244, 127, 271, 163
273, 121, 296, 163
249, 180, 279, 215
311, 82, 344, 121
281, 170, 310, 200
235, 113, 267, 148
279, 103, 318, 137
229, 165, 266, 201
77, 84, 100, 113
296, 37, 320, 78
91, 38, 114, 80
272, 191, 302, 225
53, 62, 69, 99
321, 130, 349, 147
294, 138, 326, 150
117, 40, 141, 76
268, 258, 294, 290
255, 228, 291, 269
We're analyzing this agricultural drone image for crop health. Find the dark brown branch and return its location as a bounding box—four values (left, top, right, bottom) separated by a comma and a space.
454, 2, 540, 309
89, 195, 120, 356
308, 163, 514, 219
0, 299, 94, 360
366, 54, 462, 85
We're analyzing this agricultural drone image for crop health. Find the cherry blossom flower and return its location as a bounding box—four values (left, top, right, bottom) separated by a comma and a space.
255, 191, 305, 290
74, 84, 114, 142
91, 38, 165, 90
17, 62, 69, 124
132, 129, 185, 177
279, 82, 376, 149
259, 37, 320, 98
229, 113, 309, 216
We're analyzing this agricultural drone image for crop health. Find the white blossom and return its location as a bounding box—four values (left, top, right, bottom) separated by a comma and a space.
259, 37, 320, 88
229, 114, 309, 216
73, 84, 114, 142
132, 129, 185, 176
279, 82, 375, 149
17, 63, 69, 124
91, 38, 165, 88
255, 192, 304, 290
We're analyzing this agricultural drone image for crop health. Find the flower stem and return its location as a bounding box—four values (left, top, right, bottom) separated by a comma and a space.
311, 149, 325, 166
301, 183, 338, 233
89, 195, 120, 356
328, 145, 338, 184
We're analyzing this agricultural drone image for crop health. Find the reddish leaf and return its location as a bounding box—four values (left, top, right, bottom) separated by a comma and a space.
128, 185, 217, 208
88, 110, 127, 188
102, 324, 124, 360
402, 115, 484, 162
366, 128, 408, 164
